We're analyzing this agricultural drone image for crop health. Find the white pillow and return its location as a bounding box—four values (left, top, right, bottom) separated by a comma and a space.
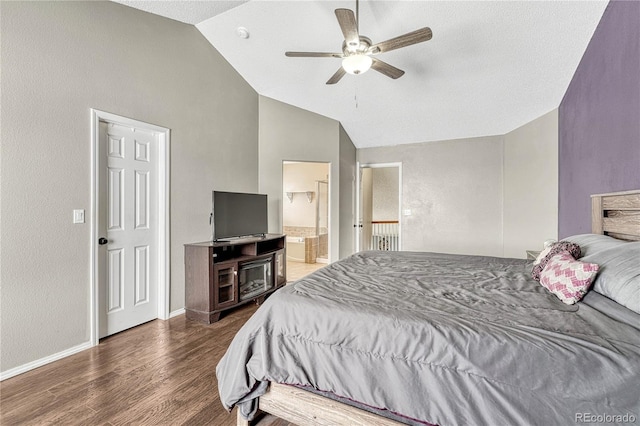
581, 242, 640, 314
562, 234, 629, 258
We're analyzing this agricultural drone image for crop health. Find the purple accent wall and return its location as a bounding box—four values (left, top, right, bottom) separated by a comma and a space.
558, 0, 640, 238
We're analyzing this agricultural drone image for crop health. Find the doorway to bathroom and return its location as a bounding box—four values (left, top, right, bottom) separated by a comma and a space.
282, 161, 330, 282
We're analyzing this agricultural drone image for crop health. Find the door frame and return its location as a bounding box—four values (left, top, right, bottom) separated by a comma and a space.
90, 109, 171, 346
355, 162, 403, 252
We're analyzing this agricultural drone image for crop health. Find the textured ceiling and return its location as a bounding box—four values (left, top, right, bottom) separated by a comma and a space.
113, 0, 249, 25
115, 1, 608, 149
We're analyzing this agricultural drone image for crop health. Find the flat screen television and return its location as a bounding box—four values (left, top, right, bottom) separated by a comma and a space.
212, 191, 268, 241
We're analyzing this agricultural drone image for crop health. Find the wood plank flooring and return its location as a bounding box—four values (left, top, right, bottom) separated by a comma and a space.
286, 260, 325, 283
0, 303, 292, 425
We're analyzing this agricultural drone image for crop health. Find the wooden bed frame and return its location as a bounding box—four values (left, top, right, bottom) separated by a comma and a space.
237, 382, 405, 426
239, 189, 640, 426
591, 189, 640, 241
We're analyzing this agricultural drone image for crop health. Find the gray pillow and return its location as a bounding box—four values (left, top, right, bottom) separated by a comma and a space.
581, 242, 640, 314
562, 234, 628, 258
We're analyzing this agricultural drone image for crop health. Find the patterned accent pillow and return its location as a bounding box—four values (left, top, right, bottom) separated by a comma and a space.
531, 241, 581, 281
539, 252, 599, 305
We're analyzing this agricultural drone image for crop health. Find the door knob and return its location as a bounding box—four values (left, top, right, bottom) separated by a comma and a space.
98, 237, 108, 245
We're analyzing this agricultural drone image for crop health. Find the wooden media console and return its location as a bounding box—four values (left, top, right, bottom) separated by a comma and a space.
184, 234, 286, 323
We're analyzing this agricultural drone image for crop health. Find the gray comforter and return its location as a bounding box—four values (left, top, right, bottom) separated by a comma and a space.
216, 251, 640, 425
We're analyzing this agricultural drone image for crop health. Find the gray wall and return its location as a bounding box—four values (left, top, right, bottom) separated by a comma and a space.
358, 110, 559, 258
503, 109, 559, 257
1, 1, 258, 373
258, 96, 342, 261
559, 0, 640, 237
339, 125, 356, 259
358, 136, 505, 257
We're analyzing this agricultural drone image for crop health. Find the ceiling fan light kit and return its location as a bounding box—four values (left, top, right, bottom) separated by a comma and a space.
285, 0, 432, 84
342, 54, 373, 75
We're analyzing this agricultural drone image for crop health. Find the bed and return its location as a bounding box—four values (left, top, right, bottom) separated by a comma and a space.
217, 190, 640, 426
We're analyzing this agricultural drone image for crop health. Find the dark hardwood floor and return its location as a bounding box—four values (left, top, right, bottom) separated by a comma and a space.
0, 303, 292, 425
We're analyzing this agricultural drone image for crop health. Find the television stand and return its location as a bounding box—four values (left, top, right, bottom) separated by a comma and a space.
184, 234, 286, 323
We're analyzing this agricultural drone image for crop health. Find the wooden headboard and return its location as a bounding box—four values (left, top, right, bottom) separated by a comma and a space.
591, 189, 640, 241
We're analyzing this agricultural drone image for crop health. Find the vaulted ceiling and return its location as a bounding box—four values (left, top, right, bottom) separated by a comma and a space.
114, 1, 608, 148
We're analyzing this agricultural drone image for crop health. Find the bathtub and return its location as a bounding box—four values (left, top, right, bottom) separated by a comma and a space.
286, 236, 306, 262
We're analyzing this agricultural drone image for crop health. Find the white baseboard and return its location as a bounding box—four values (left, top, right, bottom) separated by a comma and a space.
169, 308, 185, 318
2, 310, 186, 381
0, 341, 93, 381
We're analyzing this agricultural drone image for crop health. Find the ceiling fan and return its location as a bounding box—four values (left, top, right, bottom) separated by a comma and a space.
285, 0, 432, 85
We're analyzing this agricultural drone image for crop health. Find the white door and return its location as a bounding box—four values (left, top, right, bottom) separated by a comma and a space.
98, 121, 158, 338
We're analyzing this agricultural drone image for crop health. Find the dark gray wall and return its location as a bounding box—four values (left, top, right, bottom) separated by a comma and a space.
559, 0, 640, 237
1, 1, 258, 373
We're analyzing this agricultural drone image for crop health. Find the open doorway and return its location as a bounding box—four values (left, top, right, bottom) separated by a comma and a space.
282, 161, 330, 281
357, 163, 402, 252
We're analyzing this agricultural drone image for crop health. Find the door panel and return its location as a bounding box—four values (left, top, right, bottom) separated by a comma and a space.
135, 245, 150, 305
135, 170, 149, 229
107, 248, 124, 312
108, 168, 124, 230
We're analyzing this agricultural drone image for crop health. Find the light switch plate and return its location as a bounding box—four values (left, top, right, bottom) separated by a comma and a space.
73, 209, 85, 224
403, 209, 412, 216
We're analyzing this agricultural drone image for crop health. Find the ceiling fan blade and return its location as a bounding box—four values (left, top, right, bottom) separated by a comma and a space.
335, 8, 360, 49
369, 27, 433, 54
285, 52, 343, 58
371, 58, 405, 79
326, 67, 347, 85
